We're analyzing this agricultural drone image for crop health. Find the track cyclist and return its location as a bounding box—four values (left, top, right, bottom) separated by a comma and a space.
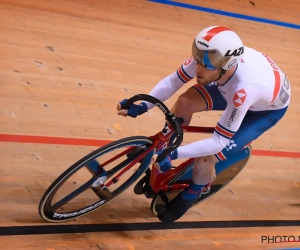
116, 25, 291, 222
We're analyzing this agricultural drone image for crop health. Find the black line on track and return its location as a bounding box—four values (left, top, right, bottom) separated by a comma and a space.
0, 220, 299, 236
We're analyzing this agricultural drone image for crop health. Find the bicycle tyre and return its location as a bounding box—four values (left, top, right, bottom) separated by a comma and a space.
39, 136, 154, 222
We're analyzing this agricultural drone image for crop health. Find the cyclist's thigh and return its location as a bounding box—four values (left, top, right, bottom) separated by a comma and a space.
180, 83, 227, 112
215, 107, 288, 161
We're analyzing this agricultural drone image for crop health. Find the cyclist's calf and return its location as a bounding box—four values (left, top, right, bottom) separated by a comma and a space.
171, 95, 194, 125
192, 155, 218, 185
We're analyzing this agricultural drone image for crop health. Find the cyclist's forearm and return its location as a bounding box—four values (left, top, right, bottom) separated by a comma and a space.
177, 136, 224, 159
144, 72, 185, 110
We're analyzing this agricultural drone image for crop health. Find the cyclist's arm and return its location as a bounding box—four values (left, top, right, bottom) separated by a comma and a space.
145, 56, 196, 110
176, 87, 253, 159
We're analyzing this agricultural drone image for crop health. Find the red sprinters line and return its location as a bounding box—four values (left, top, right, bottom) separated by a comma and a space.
252, 149, 300, 158
0, 134, 111, 147
0, 133, 299, 159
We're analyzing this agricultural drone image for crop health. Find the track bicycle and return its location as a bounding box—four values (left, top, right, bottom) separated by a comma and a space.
38, 94, 252, 222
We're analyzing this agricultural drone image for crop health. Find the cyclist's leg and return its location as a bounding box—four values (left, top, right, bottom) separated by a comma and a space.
157, 84, 226, 222
165, 83, 225, 187
171, 83, 226, 184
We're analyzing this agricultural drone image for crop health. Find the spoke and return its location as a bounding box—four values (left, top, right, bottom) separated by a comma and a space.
51, 177, 95, 211
105, 146, 153, 188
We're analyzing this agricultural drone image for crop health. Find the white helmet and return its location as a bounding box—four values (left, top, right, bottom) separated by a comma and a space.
192, 26, 244, 71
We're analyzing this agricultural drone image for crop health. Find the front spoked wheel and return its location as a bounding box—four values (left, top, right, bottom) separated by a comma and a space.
39, 136, 154, 222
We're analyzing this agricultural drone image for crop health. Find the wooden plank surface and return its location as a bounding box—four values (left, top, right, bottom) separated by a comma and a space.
0, 0, 299, 249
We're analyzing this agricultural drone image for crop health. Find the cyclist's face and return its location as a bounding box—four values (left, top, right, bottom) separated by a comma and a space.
192, 42, 224, 85
195, 63, 222, 85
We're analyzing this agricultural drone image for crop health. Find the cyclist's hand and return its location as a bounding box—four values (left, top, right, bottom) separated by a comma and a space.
150, 149, 178, 172
117, 99, 148, 118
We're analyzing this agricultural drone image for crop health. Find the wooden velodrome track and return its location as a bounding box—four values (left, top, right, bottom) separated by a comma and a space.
0, 0, 299, 249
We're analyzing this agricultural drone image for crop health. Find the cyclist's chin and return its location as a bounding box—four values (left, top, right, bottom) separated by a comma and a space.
196, 77, 209, 86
